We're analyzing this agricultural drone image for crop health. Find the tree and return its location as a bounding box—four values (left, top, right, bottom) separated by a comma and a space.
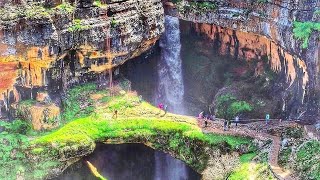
216, 94, 252, 120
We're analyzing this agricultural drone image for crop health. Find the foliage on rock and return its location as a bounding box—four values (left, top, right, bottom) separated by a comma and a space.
0, 120, 30, 180
216, 93, 253, 120
295, 141, 320, 179
293, 21, 320, 49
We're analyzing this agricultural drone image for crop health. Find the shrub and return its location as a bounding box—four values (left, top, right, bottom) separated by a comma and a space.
293, 21, 320, 48
296, 141, 320, 179
68, 19, 91, 32
53, 2, 75, 15
216, 94, 252, 120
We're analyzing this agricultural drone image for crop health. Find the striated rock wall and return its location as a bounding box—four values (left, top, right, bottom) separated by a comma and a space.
165, 0, 319, 119
0, 0, 164, 117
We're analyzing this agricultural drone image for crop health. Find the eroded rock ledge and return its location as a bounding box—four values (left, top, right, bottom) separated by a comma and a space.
0, 0, 164, 116
165, 0, 319, 119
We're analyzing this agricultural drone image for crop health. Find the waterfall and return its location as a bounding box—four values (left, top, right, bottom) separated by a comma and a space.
154, 151, 187, 180
157, 15, 185, 114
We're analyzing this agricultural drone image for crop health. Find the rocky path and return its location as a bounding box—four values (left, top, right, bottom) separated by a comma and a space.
198, 119, 296, 180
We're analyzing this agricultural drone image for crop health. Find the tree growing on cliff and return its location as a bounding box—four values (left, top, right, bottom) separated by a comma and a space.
216, 94, 252, 120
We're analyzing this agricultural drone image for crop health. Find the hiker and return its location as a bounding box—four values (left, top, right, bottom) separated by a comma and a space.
223, 119, 228, 131
265, 113, 270, 124
235, 115, 239, 127
138, 95, 143, 103
198, 111, 204, 119
112, 110, 118, 119
204, 117, 208, 127
210, 114, 216, 121
164, 104, 168, 115
158, 103, 164, 113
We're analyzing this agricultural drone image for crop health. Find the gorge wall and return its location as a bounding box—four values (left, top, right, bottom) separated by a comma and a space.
0, 0, 318, 120
0, 0, 164, 117
165, 0, 319, 120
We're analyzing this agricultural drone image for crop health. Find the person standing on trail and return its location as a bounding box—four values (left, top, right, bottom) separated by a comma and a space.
235, 115, 239, 127
210, 114, 216, 121
204, 116, 208, 127
158, 103, 164, 113
164, 105, 168, 115
112, 110, 118, 119
265, 113, 270, 124
223, 119, 228, 131
138, 95, 143, 103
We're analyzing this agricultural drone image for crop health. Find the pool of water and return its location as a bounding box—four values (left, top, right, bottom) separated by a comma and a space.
54, 143, 201, 180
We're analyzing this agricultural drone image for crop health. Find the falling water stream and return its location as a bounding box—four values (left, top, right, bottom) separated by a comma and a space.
157, 15, 185, 114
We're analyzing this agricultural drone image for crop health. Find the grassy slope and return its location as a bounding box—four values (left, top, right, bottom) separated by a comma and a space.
34, 93, 251, 148
29, 84, 254, 179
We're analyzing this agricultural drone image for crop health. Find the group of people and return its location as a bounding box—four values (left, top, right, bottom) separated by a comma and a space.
198, 111, 272, 131
198, 111, 216, 127
158, 103, 168, 115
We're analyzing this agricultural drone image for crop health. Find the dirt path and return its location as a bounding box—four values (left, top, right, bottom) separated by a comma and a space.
198, 119, 295, 180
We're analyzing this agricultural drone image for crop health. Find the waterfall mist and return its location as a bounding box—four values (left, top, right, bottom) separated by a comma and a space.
157, 15, 185, 114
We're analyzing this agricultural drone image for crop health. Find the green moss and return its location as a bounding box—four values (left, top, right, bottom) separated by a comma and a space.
19, 99, 36, 107
293, 21, 320, 48
278, 147, 291, 167
32, 90, 253, 174
296, 141, 320, 179
25, 5, 51, 20
0, 121, 30, 180
52, 2, 75, 15
31, 148, 44, 155
240, 152, 257, 163
229, 151, 274, 180
68, 19, 91, 32
93, 0, 107, 8
229, 162, 275, 180
62, 83, 96, 122
4, 83, 254, 179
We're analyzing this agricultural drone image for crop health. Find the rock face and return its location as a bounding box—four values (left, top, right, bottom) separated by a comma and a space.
165, 0, 319, 119
11, 99, 61, 130
0, 0, 164, 117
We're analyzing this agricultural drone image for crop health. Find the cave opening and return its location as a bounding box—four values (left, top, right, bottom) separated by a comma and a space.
122, 19, 302, 119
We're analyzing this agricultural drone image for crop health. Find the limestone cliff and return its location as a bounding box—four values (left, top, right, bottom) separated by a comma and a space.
165, 0, 319, 119
0, 0, 164, 117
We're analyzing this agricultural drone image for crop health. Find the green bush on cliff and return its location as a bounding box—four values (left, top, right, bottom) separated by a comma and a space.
293, 21, 320, 48
62, 83, 96, 122
216, 94, 253, 120
53, 2, 75, 15
25, 5, 51, 20
68, 19, 91, 32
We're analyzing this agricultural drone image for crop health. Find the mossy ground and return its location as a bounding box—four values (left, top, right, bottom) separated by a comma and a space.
229, 152, 275, 180
31, 84, 253, 179
1, 83, 254, 179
